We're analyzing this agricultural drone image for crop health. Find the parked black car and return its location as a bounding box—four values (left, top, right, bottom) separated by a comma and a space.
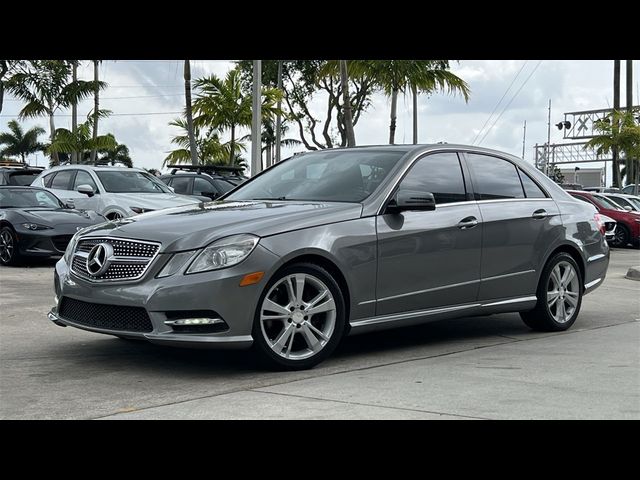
0, 165, 44, 186
160, 165, 243, 200
0, 186, 105, 265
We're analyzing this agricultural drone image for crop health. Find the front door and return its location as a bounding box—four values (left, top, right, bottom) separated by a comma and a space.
375, 152, 482, 316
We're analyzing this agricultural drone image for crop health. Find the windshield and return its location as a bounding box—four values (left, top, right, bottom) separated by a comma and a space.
96, 171, 172, 194
0, 188, 63, 208
593, 194, 625, 210
608, 196, 634, 210
226, 150, 406, 203
627, 197, 640, 210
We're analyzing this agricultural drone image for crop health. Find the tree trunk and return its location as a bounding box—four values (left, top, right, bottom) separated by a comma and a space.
389, 88, 398, 145
412, 85, 418, 144
1, 61, 8, 115
49, 113, 59, 166
340, 60, 356, 147
184, 60, 199, 166
90, 60, 99, 165
275, 60, 283, 163
612, 60, 621, 187
229, 124, 235, 164
71, 62, 78, 164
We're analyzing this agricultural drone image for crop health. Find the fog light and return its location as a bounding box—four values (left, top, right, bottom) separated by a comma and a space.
164, 318, 224, 326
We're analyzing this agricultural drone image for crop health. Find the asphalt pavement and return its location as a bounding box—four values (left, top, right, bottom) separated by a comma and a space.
1, 248, 638, 419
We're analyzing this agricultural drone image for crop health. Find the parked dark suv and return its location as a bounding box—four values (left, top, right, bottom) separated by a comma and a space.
160, 165, 244, 200
50, 145, 610, 370
0, 165, 44, 186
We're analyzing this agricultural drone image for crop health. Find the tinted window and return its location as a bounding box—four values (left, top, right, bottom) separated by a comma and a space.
0, 173, 6, 185
50, 170, 74, 190
607, 196, 634, 210
43, 173, 55, 187
170, 176, 192, 194
73, 170, 98, 192
228, 150, 405, 203
0, 188, 62, 208
518, 169, 547, 198
466, 154, 525, 200
212, 179, 235, 194
592, 194, 623, 210
193, 177, 215, 196
399, 152, 466, 204
571, 194, 597, 206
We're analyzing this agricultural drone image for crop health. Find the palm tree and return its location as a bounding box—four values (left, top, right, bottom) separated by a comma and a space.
48, 120, 116, 164
164, 118, 240, 166
89, 60, 103, 164
0, 120, 45, 163
184, 60, 199, 166
585, 108, 640, 187
349, 60, 470, 144
6, 60, 102, 165
257, 119, 301, 168
192, 69, 282, 163
98, 139, 132, 167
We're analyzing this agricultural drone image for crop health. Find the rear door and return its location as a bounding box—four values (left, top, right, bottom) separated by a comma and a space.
375, 152, 482, 315
168, 176, 193, 196
464, 152, 561, 301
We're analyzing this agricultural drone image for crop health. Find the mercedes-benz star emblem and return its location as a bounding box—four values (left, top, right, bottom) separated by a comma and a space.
86, 243, 114, 277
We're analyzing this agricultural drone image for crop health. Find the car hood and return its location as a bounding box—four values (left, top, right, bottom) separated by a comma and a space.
14, 208, 103, 226
111, 192, 202, 210
79, 200, 363, 252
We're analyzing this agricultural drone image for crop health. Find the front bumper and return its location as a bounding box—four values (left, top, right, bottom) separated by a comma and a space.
50, 244, 281, 349
16, 228, 73, 257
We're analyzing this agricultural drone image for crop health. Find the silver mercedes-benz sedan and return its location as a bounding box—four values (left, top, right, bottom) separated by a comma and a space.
49, 145, 610, 369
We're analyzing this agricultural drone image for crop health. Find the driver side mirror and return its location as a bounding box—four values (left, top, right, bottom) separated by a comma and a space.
77, 184, 95, 197
623, 205, 632, 212
388, 189, 436, 213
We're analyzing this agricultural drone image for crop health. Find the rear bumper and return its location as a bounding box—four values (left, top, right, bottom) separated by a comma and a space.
584, 248, 610, 294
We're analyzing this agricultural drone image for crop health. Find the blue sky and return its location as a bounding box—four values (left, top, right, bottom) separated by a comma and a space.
2, 60, 637, 181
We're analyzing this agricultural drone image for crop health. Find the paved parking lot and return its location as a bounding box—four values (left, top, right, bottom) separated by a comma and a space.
1, 249, 638, 419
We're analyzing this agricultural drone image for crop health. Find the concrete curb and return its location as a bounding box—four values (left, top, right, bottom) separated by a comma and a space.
625, 266, 640, 281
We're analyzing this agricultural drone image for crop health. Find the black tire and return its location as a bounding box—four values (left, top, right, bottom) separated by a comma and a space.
612, 223, 630, 248
0, 226, 21, 266
251, 262, 347, 371
520, 252, 583, 332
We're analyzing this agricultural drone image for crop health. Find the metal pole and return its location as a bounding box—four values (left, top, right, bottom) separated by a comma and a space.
275, 60, 282, 164
626, 60, 633, 111
521, 120, 526, 159
546, 99, 551, 175
251, 60, 262, 177
612, 60, 621, 187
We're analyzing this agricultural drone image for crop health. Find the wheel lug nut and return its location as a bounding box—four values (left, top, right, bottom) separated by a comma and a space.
296, 324, 301, 328
288, 319, 292, 323
304, 316, 308, 320
290, 307, 295, 311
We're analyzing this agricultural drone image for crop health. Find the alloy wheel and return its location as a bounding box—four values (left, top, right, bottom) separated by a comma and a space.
546, 261, 580, 324
0, 230, 14, 263
260, 273, 337, 360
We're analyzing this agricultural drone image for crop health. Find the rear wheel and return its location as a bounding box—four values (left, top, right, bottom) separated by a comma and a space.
252, 263, 346, 370
612, 223, 630, 248
0, 226, 20, 266
106, 211, 124, 221
520, 252, 582, 332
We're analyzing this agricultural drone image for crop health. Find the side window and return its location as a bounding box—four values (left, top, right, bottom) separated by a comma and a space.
518, 169, 547, 198
466, 153, 525, 200
0, 173, 6, 185
399, 152, 467, 205
212, 179, 235, 194
43, 173, 56, 187
73, 170, 98, 192
50, 170, 75, 190
572, 194, 596, 206
170, 176, 192, 194
193, 177, 214, 196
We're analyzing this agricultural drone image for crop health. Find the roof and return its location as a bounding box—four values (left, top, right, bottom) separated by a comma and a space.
42, 165, 144, 173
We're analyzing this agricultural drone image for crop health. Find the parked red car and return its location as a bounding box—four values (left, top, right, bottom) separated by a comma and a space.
568, 190, 640, 247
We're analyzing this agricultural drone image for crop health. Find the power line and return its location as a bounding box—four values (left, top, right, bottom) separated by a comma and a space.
477, 60, 543, 146
4, 93, 184, 102
0, 111, 182, 118
472, 61, 528, 145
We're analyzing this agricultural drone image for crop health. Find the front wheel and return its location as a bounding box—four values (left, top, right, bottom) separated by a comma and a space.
0, 226, 20, 266
611, 224, 630, 248
520, 252, 583, 331
252, 263, 346, 370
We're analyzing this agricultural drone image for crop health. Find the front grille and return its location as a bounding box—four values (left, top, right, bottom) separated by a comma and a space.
52, 234, 73, 252
59, 297, 153, 332
70, 237, 160, 282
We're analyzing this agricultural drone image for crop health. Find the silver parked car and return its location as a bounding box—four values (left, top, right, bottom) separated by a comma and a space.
49, 145, 610, 370
31, 165, 202, 220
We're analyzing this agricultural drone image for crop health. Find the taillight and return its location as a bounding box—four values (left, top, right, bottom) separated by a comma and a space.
594, 213, 606, 235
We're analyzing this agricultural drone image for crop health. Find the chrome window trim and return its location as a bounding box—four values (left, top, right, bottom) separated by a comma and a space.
69, 236, 162, 283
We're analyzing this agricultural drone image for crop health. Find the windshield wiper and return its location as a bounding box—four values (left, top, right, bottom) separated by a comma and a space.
253, 196, 289, 201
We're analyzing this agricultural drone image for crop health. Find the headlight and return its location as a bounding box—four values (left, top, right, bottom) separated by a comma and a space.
22, 223, 52, 230
130, 207, 155, 214
63, 232, 81, 264
186, 234, 259, 274
156, 251, 197, 278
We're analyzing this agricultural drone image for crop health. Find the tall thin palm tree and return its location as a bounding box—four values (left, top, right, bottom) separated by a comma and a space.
340, 60, 356, 147
7, 60, 101, 165
0, 120, 45, 163
89, 60, 101, 164
184, 60, 199, 165
71, 60, 78, 164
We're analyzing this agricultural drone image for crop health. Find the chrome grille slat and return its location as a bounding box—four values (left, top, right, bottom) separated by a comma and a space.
70, 237, 161, 282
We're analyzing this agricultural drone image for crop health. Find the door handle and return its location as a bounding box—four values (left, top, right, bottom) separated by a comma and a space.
457, 216, 478, 230
532, 209, 547, 219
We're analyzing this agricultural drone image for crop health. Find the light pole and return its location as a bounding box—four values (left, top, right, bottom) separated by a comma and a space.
251, 60, 262, 177
574, 166, 580, 185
